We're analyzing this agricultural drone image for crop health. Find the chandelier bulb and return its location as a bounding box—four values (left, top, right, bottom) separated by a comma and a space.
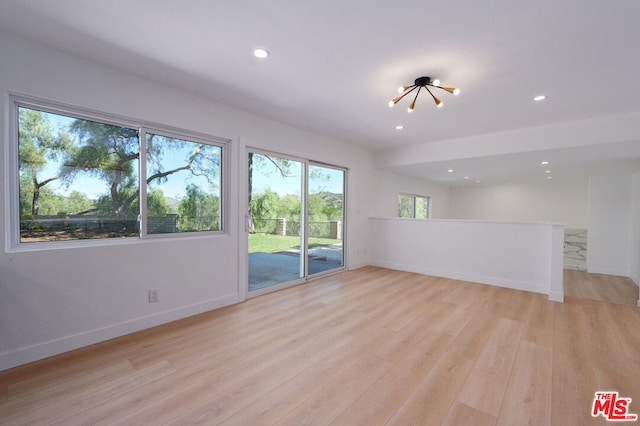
398, 86, 407, 93
389, 94, 405, 107
441, 87, 461, 96
432, 79, 440, 86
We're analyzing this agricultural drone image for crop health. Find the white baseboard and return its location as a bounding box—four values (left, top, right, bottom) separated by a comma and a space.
587, 267, 630, 277
548, 291, 565, 303
369, 259, 549, 296
348, 260, 370, 270
0, 294, 238, 372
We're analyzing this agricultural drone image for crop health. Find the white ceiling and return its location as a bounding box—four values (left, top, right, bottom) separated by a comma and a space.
389, 140, 640, 187
1, 0, 639, 185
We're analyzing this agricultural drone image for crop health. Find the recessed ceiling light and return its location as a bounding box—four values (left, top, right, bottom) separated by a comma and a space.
533, 95, 547, 102
464, 176, 469, 180
253, 48, 270, 59
545, 170, 551, 174
547, 176, 553, 179
447, 169, 454, 173
475, 180, 481, 183
541, 161, 549, 165
395, 125, 404, 130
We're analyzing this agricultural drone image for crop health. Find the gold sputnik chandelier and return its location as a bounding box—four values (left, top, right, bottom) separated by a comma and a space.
388, 76, 460, 112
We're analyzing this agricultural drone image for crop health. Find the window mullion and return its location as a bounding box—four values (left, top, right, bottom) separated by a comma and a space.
139, 128, 148, 238
412, 196, 417, 218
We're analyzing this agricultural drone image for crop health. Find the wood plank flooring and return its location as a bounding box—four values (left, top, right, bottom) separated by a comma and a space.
564, 269, 639, 306
1, 266, 639, 425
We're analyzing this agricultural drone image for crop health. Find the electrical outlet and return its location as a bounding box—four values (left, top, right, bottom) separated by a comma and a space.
148, 289, 158, 303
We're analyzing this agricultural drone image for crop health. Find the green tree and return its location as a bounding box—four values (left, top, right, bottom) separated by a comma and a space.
308, 193, 326, 221
93, 189, 138, 218
415, 197, 428, 219
247, 153, 294, 231
318, 191, 343, 220
18, 108, 73, 216
178, 184, 219, 231
63, 123, 218, 217
251, 188, 280, 220
66, 191, 94, 214
19, 175, 34, 218
398, 194, 413, 218
277, 193, 301, 221
62, 121, 139, 217
34, 186, 65, 215
147, 188, 169, 217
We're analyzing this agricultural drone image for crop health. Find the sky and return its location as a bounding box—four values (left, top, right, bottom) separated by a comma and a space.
26, 108, 343, 202
28, 109, 220, 200
252, 154, 345, 197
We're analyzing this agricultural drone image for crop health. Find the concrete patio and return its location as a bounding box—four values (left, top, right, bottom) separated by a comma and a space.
248, 245, 343, 291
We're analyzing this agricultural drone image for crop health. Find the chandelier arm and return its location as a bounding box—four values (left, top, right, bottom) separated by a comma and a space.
411, 86, 422, 104
390, 85, 419, 106
425, 86, 438, 102
407, 86, 422, 111
399, 85, 419, 99
429, 84, 459, 96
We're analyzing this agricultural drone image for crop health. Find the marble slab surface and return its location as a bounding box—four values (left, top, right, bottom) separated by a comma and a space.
564, 228, 587, 270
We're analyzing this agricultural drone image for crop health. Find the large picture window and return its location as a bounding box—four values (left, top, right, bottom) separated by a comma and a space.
11, 97, 226, 247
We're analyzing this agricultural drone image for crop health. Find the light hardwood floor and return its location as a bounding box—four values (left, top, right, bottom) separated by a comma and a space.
1, 266, 639, 425
564, 269, 639, 306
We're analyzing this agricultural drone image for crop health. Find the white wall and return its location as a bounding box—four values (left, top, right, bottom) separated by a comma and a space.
370, 170, 451, 219
587, 175, 633, 276
369, 218, 564, 301
0, 32, 376, 370
449, 180, 589, 228
629, 172, 640, 287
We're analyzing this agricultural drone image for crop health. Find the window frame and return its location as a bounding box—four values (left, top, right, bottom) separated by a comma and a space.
7, 94, 230, 251
397, 192, 431, 219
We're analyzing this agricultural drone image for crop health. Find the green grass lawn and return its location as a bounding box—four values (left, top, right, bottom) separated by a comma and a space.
248, 233, 341, 253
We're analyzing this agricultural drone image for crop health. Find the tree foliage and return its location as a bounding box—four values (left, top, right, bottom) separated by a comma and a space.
250, 189, 342, 223
62, 121, 220, 217
147, 189, 169, 217
247, 152, 295, 231
178, 184, 220, 231
62, 120, 140, 216
18, 108, 73, 216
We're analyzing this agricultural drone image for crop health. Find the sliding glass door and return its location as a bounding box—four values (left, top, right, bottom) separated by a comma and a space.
307, 163, 344, 276
248, 152, 305, 291
247, 151, 345, 294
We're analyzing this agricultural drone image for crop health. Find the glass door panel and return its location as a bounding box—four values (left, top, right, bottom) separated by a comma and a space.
248, 152, 304, 291
307, 164, 345, 276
